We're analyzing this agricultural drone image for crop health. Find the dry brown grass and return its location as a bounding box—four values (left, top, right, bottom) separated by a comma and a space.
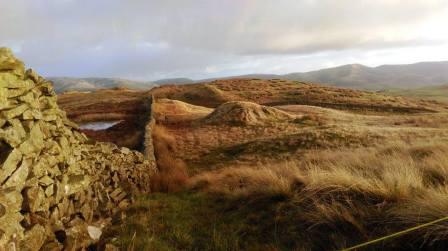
152, 98, 213, 124
202, 101, 296, 126
189, 143, 448, 250
151, 125, 189, 192
150, 79, 446, 113
190, 164, 299, 197
152, 97, 448, 178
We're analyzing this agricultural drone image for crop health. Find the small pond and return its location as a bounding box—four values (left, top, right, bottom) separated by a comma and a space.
79, 120, 123, 131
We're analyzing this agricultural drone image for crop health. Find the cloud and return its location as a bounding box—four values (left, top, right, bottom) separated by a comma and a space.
0, 0, 447, 79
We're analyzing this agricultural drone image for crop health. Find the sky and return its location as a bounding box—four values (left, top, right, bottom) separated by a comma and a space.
1, 0, 448, 80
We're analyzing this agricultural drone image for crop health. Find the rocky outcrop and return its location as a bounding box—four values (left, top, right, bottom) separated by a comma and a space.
0, 48, 157, 250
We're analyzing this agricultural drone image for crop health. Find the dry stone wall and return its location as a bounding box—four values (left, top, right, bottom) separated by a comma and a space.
143, 96, 156, 160
0, 48, 157, 250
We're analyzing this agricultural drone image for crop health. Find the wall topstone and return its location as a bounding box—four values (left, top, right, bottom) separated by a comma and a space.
0, 48, 157, 250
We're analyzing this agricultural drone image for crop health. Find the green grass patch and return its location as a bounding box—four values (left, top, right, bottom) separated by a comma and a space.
102, 192, 262, 251
102, 191, 306, 250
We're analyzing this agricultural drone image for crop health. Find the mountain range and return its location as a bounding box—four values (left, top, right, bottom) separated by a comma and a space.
49, 61, 448, 93
48, 77, 153, 93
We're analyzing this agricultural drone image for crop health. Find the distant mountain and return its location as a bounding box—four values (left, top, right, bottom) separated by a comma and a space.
193, 61, 448, 90
284, 61, 448, 90
50, 61, 448, 92
152, 78, 194, 85
200, 74, 283, 82
50, 77, 195, 93
48, 77, 154, 93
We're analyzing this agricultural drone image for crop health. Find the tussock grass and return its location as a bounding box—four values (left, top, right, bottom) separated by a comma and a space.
151, 125, 189, 192
190, 163, 301, 198
189, 144, 448, 250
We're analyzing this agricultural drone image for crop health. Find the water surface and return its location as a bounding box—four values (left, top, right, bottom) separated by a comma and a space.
79, 120, 122, 131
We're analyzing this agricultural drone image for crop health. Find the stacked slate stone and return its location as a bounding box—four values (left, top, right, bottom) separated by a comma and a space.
0, 48, 156, 250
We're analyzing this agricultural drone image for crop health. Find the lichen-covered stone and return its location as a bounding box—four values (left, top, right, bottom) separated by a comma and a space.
0, 187, 24, 247
18, 123, 44, 155
3, 103, 28, 119
3, 158, 30, 191
0, 119, 27, 147
0, 48, 24, 72
0, 149, 23, 184
0, 87, 11, 110
20, 224, 46, 251
0, 48, 157, 250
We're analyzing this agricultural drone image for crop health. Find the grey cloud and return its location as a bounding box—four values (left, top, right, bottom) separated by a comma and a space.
0, 0, 447, 79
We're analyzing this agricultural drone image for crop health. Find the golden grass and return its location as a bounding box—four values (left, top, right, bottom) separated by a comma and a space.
190, 164, 298, 197
188, 143, 448, 249
151, 125, 189, 192
152, 98, 213, 124
151, 79, 446, 113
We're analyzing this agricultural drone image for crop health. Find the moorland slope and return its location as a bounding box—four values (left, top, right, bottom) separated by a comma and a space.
57, 73, 448, 250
